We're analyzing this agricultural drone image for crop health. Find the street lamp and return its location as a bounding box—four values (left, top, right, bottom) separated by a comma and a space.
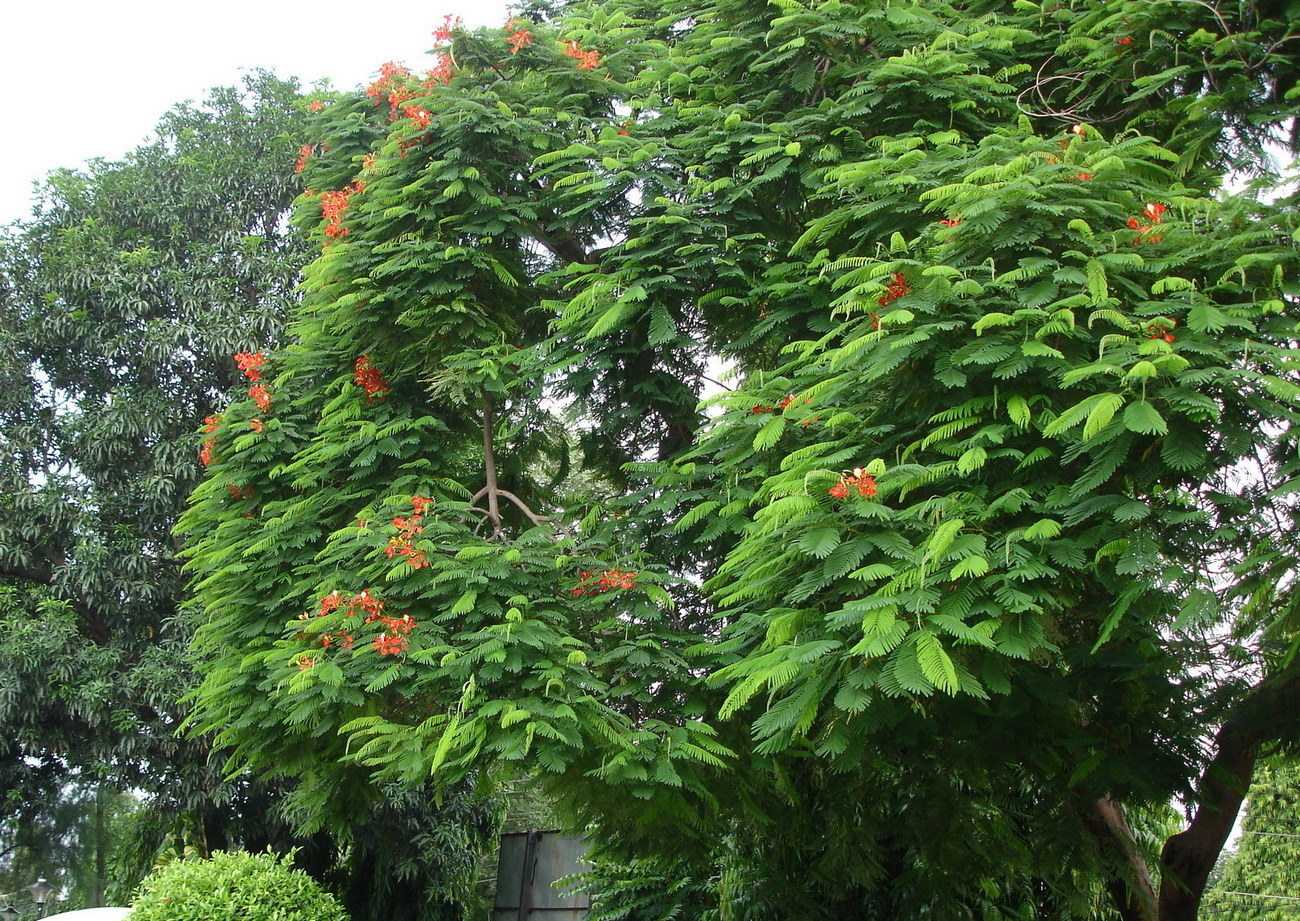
0, 904, 19, 921
24, 880, 54, 920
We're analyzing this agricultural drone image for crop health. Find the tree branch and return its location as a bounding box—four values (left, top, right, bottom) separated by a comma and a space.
1086, 794, 1159, 921
1158, 659, 1300, 921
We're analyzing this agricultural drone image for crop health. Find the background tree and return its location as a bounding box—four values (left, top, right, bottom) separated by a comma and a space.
1, 69, 505, 920
181, 3, 1300, 921
0, 68, 314, 898
1202, 759, 1300, 919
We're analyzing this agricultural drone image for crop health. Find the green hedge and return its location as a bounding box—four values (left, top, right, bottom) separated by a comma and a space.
129, 850, 347, 921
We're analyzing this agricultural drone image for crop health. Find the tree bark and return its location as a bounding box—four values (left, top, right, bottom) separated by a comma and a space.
1086, 794, 1159, 921
1155, 658, 1300, 921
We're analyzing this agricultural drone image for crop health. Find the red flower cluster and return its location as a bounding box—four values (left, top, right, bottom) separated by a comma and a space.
1075, 172, 1093, 181
366, 61, 415, 112
1128, 202, 1167, 243
200, 414, 220, 465
425, 54, 456, 87
371, 612, 416, 656
249, 384, 272, 414
506, 20, 533, 53
564, 41, 601, 70
228, 484, 255, 500
386, 501, 429, 569
249, 418, 264, 433
1147, 322, 1176, 343
308, 99, 325, 113
878, 272, 909, 307
235, 352, 265, 381
307, 590, 417, 656
320, 181, 363, 240
373, 633, 408, 655
401, 104, 431, 128
432, 13, 462, 43
295, 144, 314, 174
829, 467, 877, 500
571, 569, 638, 595
938, 216, 962, 227
354, 355, 390, 401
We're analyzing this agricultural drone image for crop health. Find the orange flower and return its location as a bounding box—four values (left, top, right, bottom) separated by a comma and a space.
563, 41, 601, 70
506, 20, 533, 53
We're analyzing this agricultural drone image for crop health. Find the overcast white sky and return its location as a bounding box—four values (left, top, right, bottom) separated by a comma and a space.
0, 0, 510, 225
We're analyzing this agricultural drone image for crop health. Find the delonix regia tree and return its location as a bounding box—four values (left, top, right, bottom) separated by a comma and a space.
180, 3, 1300, 920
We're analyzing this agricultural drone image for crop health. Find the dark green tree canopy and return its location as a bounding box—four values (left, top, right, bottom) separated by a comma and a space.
181, 4, 1300, 920
0, 70, 313, 890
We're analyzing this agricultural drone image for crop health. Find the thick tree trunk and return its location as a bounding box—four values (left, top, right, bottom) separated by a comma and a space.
1156, 721, 1257, 921
1094, 659, 1300, 921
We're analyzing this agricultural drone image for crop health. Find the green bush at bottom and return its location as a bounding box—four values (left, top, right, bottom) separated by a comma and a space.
128, 850, 347, 921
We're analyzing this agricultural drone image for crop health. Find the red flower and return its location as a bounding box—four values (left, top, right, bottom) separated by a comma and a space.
228, 484, 255, 500
877, 272, 910, 308
1128, 203, 1167, 244
354, 355, 390, 401
572, 568, 638, 595
938, 216, 962, 227
199, 438, 216, 466
563, 41, 601, 70
751, 404, 772, 414
424, 54, 455, 87
308, 100, 325, 113
234, 351, 265, 381
401, 104, 431, 129
249, 418, 264, 433
319, 182, 362, 240
299, 657, 316, 670
506, 21, 533, 53
249, 384, 272, 414
1117, 36, 1133, 45
294, 144, 313, 174
203, 414, 221, 433
830, 467, 877, 499
1075, 172, 1093, 181
373, 633, 408, 655
432, 14, 462, 43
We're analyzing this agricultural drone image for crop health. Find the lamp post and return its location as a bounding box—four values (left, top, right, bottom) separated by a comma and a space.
25, 880, 54, 920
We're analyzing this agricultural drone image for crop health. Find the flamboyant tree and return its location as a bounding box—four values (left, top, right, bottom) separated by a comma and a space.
182, 3, 1300, 920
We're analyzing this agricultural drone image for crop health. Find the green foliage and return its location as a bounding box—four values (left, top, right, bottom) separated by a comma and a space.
128, 850, 347, 921
1203, 759, 1300, 921
180, 2, 1300, 919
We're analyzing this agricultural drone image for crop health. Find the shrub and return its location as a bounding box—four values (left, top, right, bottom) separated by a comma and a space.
128, 850, 348, 921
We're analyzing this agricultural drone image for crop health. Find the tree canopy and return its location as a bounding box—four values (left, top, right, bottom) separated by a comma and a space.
0, 68, 312, 853
180, 3, 1300, 920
